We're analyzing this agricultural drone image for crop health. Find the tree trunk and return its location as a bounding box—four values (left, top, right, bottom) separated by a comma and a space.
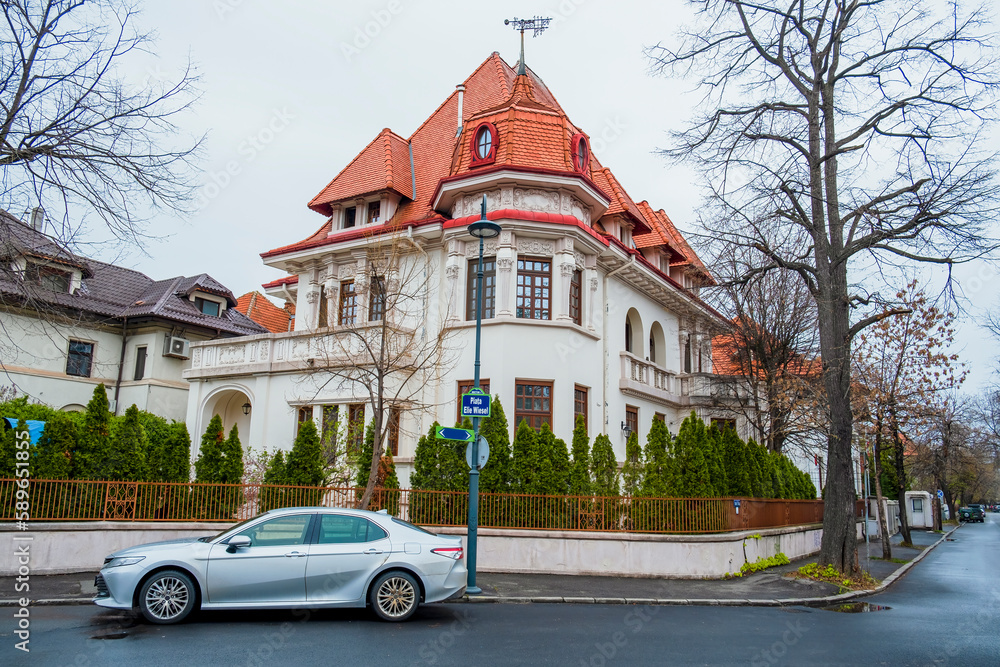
873, 429, 892, 560
889, 405, 912, 545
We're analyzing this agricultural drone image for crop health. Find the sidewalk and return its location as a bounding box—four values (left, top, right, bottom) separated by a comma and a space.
0, 526, 954, 608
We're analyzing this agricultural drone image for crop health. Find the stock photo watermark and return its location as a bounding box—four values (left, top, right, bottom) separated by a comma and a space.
340, 1, 405, 63
578, 605, 660, 667
11, 424, 32, 653
192, 107, 296, 212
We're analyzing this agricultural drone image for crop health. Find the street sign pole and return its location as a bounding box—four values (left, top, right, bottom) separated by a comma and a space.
466, 195, 500, 596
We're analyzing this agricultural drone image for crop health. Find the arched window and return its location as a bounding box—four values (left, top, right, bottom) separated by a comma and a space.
649, 334, 655, 363
470, 122, 497, 166
625, 319, 633, 353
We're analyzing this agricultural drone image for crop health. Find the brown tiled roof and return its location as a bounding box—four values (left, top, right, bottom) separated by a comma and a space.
0, 210, 266, 337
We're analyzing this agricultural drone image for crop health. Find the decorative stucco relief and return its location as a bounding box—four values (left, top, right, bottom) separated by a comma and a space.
517, 238, 555, 257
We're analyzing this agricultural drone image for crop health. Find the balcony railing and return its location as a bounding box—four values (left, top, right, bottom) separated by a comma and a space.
619, 352, 681, 403
0, 478, 850, 534
184, 324, 415, 379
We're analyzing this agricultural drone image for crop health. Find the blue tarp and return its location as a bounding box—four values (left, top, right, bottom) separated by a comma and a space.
2, 418, 47, 444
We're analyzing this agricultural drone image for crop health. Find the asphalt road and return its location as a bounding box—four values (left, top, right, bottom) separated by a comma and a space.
4, 515, 998, 667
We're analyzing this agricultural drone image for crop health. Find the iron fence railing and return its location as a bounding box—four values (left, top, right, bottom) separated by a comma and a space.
0, 478, 851, 534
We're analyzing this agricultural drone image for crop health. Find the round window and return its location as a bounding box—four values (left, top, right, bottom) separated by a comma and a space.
475, 126, 493, 160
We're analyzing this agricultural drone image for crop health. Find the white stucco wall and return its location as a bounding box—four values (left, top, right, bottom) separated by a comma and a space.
1, 521, 841, 578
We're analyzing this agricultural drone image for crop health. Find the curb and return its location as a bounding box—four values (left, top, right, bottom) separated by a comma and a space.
452, 525, 960, 608
0, 526, 958, 609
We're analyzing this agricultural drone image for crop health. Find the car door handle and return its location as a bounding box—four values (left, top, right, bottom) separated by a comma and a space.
284, 551, 307, 558
364, 548, 383, 555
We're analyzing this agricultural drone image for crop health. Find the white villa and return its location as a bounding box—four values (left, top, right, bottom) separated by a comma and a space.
183, 53, 735, 485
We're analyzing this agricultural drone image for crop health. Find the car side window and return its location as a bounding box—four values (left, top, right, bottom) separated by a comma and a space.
237, 514, 311, 547
317, 514, 388, 544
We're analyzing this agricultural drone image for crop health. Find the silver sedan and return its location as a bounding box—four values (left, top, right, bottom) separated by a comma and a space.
94, 507, 467, 623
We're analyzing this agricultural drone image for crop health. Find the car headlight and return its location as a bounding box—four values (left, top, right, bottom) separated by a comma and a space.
104, 556, 146, 568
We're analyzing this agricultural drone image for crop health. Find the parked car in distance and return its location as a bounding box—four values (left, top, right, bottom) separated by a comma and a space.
958, 505, 985, 523
94, 507, 467, 624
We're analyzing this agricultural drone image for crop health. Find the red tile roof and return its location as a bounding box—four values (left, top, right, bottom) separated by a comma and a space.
235, 291, 292, 333
264, 52, 693, 266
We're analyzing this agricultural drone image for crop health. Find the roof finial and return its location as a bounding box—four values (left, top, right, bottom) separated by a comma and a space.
504, 16, 552, 76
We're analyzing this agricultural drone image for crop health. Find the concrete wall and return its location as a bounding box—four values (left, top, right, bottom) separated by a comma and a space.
0, 522, 227, 575
2, 521, 853, 578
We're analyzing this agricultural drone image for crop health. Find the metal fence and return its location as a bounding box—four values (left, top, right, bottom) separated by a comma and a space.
0, 478, 846, 534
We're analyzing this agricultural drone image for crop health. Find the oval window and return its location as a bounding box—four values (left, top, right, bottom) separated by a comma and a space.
476, 126, 493, 160
470, 122, 497, 166
570, 133, 590, 173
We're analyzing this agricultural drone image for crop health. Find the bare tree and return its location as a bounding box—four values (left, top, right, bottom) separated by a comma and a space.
297, 226, 457, 510
709, 253, 824, 455
1, 0, 201, 243
649, 0, 998, 573
853, 281, 965, 546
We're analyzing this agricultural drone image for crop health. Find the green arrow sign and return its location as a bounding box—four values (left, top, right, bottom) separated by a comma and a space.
436, 426, 474, 442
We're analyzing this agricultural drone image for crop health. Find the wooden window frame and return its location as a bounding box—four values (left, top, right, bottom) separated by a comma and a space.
369, 275, 386, 322
339, 280, 356, 325
573, 384, 588, 430
344, 206, 356, 229
515, 380, 553, 431
348, 403, 365, 453
625, 405, 638, 436
388, 407, 400, 456
569, 269, 582, 326
466, 257, 496, 320
367, 200, 381, 225
515, 257, 551, 320
194, 297, 220, 317
297, 406, 313, 435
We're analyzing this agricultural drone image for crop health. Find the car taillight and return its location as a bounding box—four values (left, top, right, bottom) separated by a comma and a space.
431, 547, 464, 560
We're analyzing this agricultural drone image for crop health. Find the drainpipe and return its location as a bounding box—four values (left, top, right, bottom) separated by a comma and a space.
113, 317, 128, 416
601, 255, 635, 439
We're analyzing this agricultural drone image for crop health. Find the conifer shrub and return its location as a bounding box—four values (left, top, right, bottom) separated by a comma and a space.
285, 419, 323, 506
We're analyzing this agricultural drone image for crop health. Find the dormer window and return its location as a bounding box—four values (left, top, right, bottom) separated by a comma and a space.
25, 262, 71, 293
367, 201, 381, 225
344, 206, 357, 229
470, 122, 497, 167
195, 297, 220, 317
570, 133, 590, 173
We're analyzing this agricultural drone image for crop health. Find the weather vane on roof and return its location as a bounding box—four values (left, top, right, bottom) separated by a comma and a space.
504, 16, 552, 75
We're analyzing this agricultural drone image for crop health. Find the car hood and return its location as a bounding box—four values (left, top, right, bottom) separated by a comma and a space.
108, 537, 212, 558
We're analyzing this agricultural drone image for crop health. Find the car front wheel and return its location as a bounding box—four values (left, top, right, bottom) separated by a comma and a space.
370, 571, 420, 622
139, 570, 197, 624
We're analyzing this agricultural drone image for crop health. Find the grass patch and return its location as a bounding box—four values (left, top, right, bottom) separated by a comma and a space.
790, 562, 880, 591
724, 552, 791, 579
871, 557, 909, 564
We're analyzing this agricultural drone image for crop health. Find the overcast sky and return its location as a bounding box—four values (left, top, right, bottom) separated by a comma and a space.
85, 0, 998, 393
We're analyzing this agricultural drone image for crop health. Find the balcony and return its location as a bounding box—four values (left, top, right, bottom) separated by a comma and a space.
184, 325, 415, 380
619, 352, 682, 405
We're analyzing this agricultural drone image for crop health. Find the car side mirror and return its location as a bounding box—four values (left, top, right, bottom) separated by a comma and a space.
226, 535, 251, 553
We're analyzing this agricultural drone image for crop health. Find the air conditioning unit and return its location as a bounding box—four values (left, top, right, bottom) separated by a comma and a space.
164, 336, 191, 359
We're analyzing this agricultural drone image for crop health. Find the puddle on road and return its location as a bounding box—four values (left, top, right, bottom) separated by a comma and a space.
820, 602, 891, 613
91, 631, 129, 640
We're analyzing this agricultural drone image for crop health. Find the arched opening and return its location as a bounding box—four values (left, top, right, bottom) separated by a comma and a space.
197, 387, 252, 458
649, 322, 666, 366
624, 308, 643, 357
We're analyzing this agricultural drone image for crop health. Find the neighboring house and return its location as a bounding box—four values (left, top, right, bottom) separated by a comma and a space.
0, 209, 267, 421
235, 291, 294, 333
183, 52, 732, 485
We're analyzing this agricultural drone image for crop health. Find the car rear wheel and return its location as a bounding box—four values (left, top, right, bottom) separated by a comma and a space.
370, 571, 419, 622
139, 570, 196, 624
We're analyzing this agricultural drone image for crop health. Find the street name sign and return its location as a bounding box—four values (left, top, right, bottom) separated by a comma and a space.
460, 388, 490, 418
436, 426, 474, 442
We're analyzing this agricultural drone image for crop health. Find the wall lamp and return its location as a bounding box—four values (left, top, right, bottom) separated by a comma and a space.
621, 421, 633, 437
242, 402, 252, 416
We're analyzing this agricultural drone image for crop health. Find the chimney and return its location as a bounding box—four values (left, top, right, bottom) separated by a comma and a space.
456, 84, 465, 138
29, 207, 45, 231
